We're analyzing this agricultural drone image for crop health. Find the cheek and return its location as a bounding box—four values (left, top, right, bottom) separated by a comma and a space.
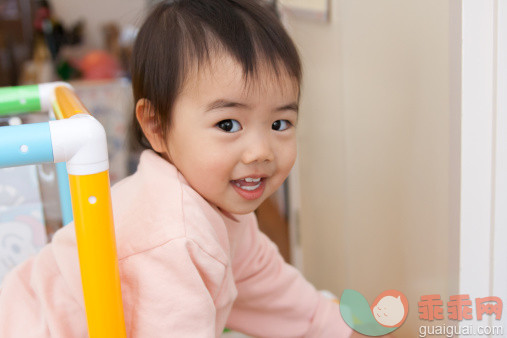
203, 156, 232, 180
277, 140, 297, 176
183, 146, 234, 189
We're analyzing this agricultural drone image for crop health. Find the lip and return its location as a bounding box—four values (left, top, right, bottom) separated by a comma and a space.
231, 177, 266, 200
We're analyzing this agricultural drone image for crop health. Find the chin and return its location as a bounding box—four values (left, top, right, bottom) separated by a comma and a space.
223, 205, 257, 215
221, 200, 264, 215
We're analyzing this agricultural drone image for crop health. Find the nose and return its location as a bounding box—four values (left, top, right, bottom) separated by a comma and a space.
241, 131, 275, 164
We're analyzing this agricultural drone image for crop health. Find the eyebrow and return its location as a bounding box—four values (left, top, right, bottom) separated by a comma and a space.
205, 99, 299, 113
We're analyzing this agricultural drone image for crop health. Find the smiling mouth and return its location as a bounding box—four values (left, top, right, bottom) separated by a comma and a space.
230, 177, 266, 200
232, 177, 263, 191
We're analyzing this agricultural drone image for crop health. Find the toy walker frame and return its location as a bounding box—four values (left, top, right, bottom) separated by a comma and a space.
0, 82, 126, 337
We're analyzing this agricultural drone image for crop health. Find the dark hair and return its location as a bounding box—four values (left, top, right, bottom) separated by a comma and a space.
130, 0, 302, 150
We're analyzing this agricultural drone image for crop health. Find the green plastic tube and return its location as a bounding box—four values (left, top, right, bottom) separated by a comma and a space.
0, 85, 41, 116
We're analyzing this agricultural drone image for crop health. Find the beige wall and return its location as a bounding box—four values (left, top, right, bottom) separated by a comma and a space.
284, 0, 458, 335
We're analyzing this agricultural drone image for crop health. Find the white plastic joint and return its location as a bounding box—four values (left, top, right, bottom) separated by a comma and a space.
38, 82, 74, 114
48, 114, 109, 175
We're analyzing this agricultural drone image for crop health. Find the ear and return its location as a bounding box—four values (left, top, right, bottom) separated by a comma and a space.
135, 99, 166, 153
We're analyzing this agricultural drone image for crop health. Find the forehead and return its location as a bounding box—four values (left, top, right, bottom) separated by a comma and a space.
180, 52, 300, 102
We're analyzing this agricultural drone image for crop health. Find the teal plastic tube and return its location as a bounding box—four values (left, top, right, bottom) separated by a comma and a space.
48, 115, 73, 225
55, 162, 73, 225
0, 123, 54, 167
0, 85, 41, 116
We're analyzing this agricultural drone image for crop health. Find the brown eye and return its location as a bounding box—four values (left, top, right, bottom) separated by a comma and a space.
272, 120, 291, 131
216, 119, 241, 132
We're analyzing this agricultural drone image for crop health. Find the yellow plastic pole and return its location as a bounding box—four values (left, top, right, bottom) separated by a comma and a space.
69, 171, 126, 338
54, 86, 90, 118
54, 85, 126, 337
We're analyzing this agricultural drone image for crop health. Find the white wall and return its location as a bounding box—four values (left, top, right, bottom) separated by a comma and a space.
284, 0, 458, 336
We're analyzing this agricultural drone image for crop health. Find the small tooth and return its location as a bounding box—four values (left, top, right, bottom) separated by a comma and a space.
239, 182, 261, 191
244, 177, 261, 182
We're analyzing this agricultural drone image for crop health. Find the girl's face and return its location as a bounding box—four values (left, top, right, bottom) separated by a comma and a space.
156, 55, 298, 214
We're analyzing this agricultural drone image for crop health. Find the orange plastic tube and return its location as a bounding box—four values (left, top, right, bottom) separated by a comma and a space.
54, 86, 90, 118
69, 171, 126, 338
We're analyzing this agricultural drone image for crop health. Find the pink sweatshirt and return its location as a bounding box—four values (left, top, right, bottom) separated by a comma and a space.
0, 150, 352, 337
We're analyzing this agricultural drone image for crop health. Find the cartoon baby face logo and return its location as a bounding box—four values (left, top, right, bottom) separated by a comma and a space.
340, 289, 408, 336
371, 290, 408, 327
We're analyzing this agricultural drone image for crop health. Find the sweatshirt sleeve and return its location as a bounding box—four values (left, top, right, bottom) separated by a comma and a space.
0, 226, 227, 338
226, 214, 353, 337
119, 236, 227, 337
0, 243, 88, 338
